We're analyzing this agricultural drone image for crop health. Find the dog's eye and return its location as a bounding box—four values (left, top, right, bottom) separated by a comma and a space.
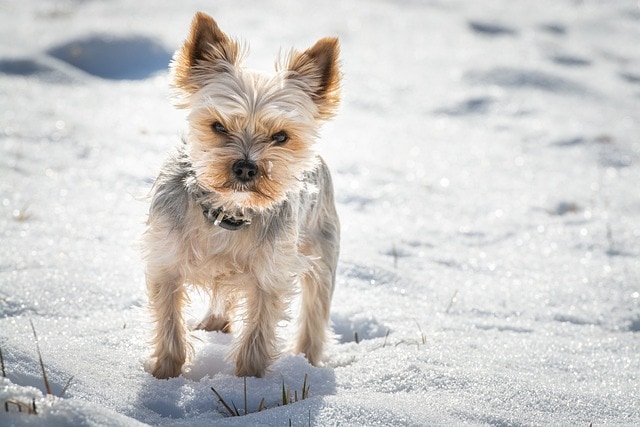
212, 121, 228, 134
271, 131, 288, 145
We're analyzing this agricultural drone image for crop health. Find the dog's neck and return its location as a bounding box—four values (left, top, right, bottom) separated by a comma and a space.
200, 203, 252, 231
183, 169, 252, 231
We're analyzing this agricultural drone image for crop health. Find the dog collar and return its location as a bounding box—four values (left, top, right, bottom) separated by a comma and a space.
202, 206, 251, 231
185, 170, 251, 231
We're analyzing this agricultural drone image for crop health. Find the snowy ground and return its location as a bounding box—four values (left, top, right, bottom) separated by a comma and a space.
1, 0, 639, 425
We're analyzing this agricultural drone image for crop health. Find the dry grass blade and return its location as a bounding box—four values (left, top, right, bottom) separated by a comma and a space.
257, 397, 266, 412
1, 347, 6, 411
12, 204, 32, 222
302, 373, 309, 400
414, 320, 427, 345
0, 345, 6, 378
382, 328, 391, 348
281, 378, 288, 405
4, 399, 38, 415
29, 320, 52, 395
231, 400, 240, 417
243, 376, 247, 416
60, 376, 75, 398
211, 386, 238, 417
445, 289, 459, 314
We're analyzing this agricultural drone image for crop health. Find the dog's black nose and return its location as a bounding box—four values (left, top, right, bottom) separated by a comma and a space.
232, 160, 259, 182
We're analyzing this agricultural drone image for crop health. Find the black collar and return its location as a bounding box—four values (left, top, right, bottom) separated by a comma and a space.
183, 162, 252, 231
202, 205, 251, 231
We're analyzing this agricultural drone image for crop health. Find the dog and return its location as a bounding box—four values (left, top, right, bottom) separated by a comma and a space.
143, 12, 341, 378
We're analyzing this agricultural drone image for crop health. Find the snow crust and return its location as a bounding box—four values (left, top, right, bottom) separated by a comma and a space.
1, 0, 639, 425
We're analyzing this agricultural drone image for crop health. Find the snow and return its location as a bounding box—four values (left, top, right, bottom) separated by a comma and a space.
1, 0, 639, 425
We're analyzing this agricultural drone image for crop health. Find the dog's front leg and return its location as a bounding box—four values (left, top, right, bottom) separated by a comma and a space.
232, 283, 286, 377
147, 274, 189, 379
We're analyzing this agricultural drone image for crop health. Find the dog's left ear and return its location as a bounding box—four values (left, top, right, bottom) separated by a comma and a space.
286, 38, 342, 120
171, 12, 240, 106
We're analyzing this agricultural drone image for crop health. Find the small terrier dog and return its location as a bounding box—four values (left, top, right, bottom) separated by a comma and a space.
144, 12, 341, 378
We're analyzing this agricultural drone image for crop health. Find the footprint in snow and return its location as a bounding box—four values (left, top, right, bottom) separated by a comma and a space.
0, 57, 78, 82
466, 67, 589, 94
434, 96, 495, 116
468, 20, 518, 37
537, 23, 567, 36
332, 311, 389, 344
550, 54, 592, 67
619, 71, 640, 85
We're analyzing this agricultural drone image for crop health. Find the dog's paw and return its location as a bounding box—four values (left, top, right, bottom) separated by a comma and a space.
293, 336, 326, 367
233, 362, 267, 378
233, 346, 270, 378
148, 357, 184, 379
298, 347, 325, 367
193, 315, 231, 333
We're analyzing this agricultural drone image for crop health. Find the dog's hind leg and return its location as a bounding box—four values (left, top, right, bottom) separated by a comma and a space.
195, 310, 232, 333
194, 291, 234, 333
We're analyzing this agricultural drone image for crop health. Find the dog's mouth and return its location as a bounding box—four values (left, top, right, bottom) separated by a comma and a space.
229, 177, 278, 199
206, 180, 255, 194
230, 182, 256, 193
195, 170, 282, 210
206, 182, 278, 210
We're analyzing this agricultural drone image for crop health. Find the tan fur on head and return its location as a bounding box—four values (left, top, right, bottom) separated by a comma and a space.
171, 12, 243, 104
171, 12, 341, 120
284, 37, 342, 120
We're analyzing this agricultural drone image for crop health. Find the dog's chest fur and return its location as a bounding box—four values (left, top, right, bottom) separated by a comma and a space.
146, 145, 321, 287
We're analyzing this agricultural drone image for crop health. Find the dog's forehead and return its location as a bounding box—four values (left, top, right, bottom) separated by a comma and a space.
192, 70, 317, 125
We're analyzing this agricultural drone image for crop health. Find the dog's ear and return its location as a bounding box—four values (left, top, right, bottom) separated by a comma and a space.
171, 12, 240, 102
286, 38, 342, 120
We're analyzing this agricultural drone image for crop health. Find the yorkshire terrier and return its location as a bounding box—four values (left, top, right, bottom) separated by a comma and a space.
143, 12, 341, 378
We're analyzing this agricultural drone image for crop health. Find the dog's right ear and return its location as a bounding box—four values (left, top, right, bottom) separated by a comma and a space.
171, 12, 240, 104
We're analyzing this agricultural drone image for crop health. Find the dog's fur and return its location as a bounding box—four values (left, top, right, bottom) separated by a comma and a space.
143, 12, 341, 378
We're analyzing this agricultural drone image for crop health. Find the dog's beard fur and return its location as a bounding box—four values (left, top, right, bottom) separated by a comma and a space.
143, 12, 341, 379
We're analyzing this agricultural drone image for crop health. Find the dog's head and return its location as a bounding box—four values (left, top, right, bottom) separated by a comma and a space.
170, 12, 341, 210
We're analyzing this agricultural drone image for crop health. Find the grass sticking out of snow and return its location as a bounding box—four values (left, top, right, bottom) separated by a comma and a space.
2, 322, 74, 416
30, 320, 52, 396
211, 373, 311, 417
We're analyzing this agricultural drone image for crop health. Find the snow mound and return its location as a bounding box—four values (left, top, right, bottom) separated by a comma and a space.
1, 378, 143, 427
